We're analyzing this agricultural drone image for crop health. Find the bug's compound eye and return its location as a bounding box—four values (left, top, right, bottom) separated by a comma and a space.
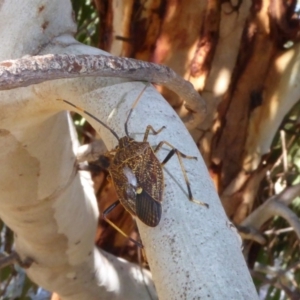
97, 155, 111, 169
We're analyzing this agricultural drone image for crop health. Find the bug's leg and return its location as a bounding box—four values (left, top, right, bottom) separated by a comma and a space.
103, 200, 144, 248
125, 83, 150, 136
143, 125, 166, 142
0, 251, 34, 269
77, 162, 103, 173
154, 141, 209, 208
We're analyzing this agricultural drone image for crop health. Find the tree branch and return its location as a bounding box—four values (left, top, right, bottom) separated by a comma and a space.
242, 184, 300, 239
0, 54, 206, 127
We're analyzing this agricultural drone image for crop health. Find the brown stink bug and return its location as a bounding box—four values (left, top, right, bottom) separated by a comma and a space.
58, 85, 208, 246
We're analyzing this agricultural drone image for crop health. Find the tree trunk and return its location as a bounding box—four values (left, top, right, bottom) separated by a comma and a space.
96, 0, 300, 226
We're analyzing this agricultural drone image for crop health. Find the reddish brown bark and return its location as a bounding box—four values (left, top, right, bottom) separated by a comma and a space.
94, 0, 300, 234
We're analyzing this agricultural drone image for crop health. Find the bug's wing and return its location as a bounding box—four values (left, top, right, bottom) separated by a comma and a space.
136, 190, 162, 227
134, 149, 164, 204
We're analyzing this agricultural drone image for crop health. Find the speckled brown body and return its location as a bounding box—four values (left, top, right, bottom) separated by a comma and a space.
105, 136, 164, 227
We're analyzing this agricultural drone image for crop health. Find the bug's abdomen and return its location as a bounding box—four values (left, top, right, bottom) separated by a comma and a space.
136, 149, 164, 203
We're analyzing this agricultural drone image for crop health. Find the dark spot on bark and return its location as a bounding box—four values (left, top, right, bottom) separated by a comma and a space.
0, 129, 9, 136
249, 89, 263, 112
38, 5, 45, 13
42, 21, 49, 31
1, 62, 12, 67
18, 256, 35, 269
225, 0, 243, 14
71, 61, 83, 72
251, 0, 263, 13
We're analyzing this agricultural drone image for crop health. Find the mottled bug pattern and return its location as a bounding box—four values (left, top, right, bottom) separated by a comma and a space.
59, 85, 208, 245
99, 127, 165, 227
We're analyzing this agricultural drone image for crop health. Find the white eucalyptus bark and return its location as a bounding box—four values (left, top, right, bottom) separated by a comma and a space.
0, 0, 258, 299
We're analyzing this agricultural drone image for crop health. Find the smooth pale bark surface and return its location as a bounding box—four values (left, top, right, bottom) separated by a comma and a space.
0, 1, 156, 299
0, 0, 258, 299
55, 82, 257, 299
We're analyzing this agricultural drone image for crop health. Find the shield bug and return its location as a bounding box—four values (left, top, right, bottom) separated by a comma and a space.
58, 85, 208, 246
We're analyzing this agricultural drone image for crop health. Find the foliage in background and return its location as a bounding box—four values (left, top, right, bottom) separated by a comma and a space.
251, 101, 300, 299
72, 0, 99, 46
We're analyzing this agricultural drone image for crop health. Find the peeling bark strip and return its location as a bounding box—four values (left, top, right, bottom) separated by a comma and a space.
97, 0, 166, 61
211, 0, 300, 192
97, 0, 114, 51
208, 0, 300, 221
269, 0, 300, 46
126, 0, 166, 60
0, 54, 206, 122
191, 0, 220, 78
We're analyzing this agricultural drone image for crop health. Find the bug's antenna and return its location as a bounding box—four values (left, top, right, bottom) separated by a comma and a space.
124, 83, 150, 136
57, 99, 120, 141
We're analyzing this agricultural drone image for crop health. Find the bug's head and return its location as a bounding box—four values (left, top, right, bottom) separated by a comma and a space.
119, 136, 133, 148
96, 155, 111, 169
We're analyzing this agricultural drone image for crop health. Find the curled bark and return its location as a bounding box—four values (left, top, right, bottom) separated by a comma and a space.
0, 54, 206, 127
